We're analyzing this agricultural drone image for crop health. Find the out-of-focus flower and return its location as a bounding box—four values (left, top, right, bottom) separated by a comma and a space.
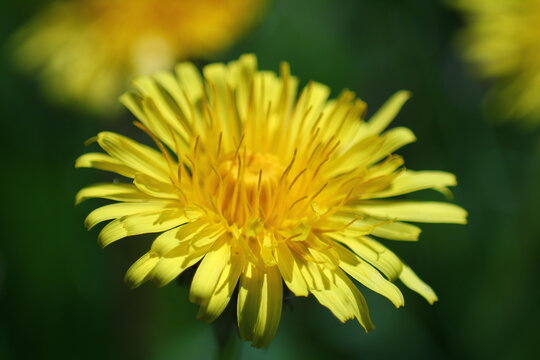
12, 0, 265, 113
76, 54, 467, 347
453, 0, 540, 124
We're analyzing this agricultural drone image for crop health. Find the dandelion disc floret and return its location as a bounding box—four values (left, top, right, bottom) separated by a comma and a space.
76, 54, 467, 347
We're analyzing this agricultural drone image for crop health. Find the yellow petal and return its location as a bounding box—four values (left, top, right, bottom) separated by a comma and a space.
358, 201, 468, 224
168, 229, 225, 258
124, 252, 160, 288
252, 266, 283, 348
75, 183, 152, 204
96, 131, 170, 182
322, 214, 377, 236
75, 152, 136, 178
189, 225, 227, 249
190, 240, 232, 306
151, 239, 213, 286
319, 91, 364, 144
150, 223, 226, 286
131, 77, 189, 149
306, 235, 340, 269
334, 243, 404, 307
98, 209, 187, 247
149, 226, 187, 255
310, 267, 374, 332
327, 135, 384, 177
204, 62, 243, 151
399, 265, 438, 304
162, 222, 225, 257
331, 234, 403, 281
133, 173, 178, 199
367, 90, 411, 134
369, 127, 416, 164
371, 221, 422, 241
122, 90, 179, 152
237, 263, 283, 348
274, 242, 309, 297
286, 81, 330, 153
119, 91, 146, 121
84, 201, 174, 229
152, 71, 185, 109
346, 216, 421, 241
196, 244, 244, 322
369, 170, 457, 198
175, 61, 204, 105
231, 55, 259, 122
149, 257, 189, 287
366, 154, 405, 178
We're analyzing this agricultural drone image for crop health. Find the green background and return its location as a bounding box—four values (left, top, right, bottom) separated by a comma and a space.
1, 0, 539, 359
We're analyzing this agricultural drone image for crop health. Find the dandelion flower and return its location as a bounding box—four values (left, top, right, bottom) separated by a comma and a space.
76, 54, 467, 347
453, 0, 540, 124
12, 0, 265, 113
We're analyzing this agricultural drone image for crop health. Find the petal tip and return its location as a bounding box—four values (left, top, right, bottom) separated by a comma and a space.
397, 89, 412, 99
83, 136, 97, 146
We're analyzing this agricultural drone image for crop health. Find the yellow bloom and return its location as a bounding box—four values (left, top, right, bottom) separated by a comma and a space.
76, 54, 467, 347
453, 0, 540, 124
12, 0, 264, 113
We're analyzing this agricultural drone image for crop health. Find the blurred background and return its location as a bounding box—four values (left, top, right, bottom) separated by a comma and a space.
1, 0, 540, 359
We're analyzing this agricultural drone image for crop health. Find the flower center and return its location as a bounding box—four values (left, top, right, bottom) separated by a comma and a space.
211, 152, 284, 226
219, 152, 283, 186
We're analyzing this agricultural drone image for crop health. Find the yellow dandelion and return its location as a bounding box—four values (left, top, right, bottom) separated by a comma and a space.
453, 0, 540, 124
76, 54, 467, 347
12, 0, 265, 113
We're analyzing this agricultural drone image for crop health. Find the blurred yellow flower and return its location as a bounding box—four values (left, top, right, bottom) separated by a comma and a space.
453, 0, 540, 124
76, 54, 467, 347
12, 0, 265, 113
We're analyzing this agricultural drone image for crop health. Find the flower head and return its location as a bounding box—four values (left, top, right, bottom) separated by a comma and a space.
12, 0, 265, 113
453, 0, 540, 124
76, 54, 467, 347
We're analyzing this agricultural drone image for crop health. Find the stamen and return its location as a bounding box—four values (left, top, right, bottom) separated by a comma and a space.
279, 148, 298, 182
305, 143, 322, 169
310, 182, 328, 201
233, 133, 245, 158
326, 139, 341, 159
210, 164, 224, 215
227, 155, 243, 224
253, 169, 262, 218
288, 168, 307, 190
216, 132, 223, 159
311, 157, 329, 180
287, 195, 308, 212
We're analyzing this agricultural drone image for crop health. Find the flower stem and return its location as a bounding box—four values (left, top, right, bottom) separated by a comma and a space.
212, 305, 240, 360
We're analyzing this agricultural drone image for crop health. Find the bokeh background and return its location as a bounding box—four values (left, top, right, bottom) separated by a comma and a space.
2, 0, 540, 359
